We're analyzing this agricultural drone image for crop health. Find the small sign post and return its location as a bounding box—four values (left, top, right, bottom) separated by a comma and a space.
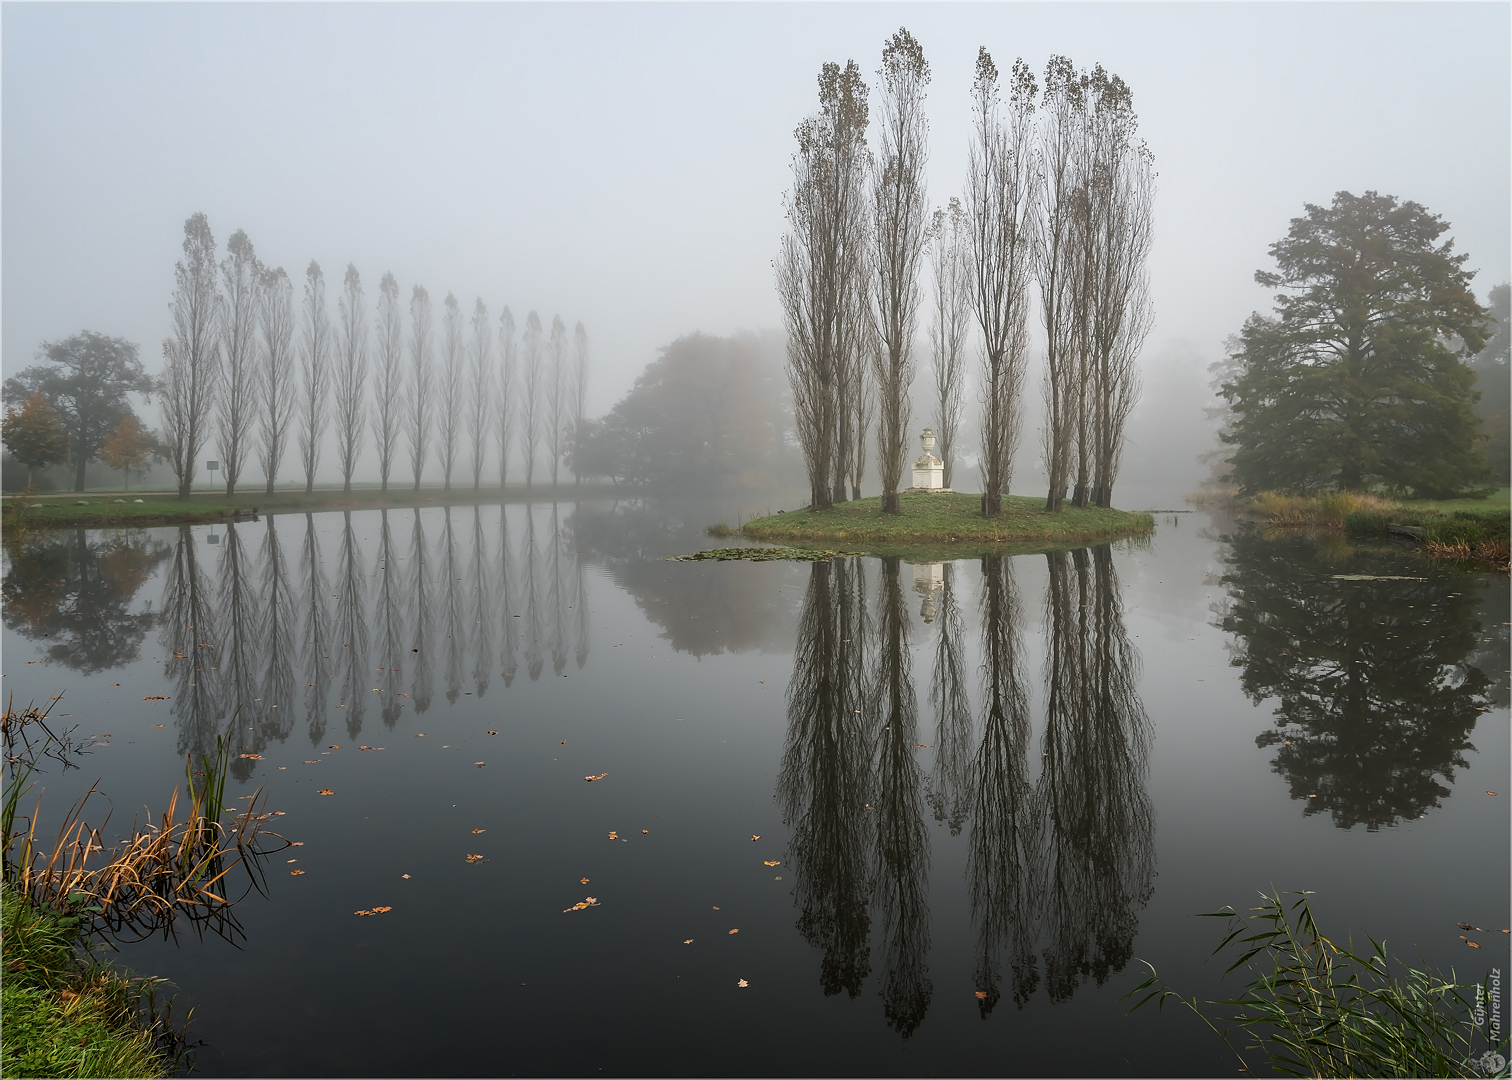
206, 460, 219, 492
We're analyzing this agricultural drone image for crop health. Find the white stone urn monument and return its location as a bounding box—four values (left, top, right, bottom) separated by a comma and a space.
910, 428, 945, 491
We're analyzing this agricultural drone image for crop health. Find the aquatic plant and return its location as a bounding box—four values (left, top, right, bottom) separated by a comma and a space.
1127, 889, 1508, 1078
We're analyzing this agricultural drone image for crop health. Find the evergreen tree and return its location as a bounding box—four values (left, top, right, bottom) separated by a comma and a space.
1221, 191, 1491, 496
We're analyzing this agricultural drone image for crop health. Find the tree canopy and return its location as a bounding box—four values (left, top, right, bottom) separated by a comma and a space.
1468, 282, 1509, 482
1220, 190, 1491, 496
1, 394, 70, 486
571, 331, 793, 492
4, 330, 156, 492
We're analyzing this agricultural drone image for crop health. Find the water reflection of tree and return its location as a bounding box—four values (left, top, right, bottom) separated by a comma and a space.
926, 562, 973, 836
440, 508, 466, 705
162, 528, 223, 758
257, 515, 297, 742
407, 508, 435, 714
218, 522, 261, 776
967, 555, 1038, 1015
498, 505, 518, 687
469, 507, 494, 698
1, 530, 167, 673
549, 504, 569, 678
870, 557, 933, 1039
779, 559, 874, 1002
374, 511, 406, 727
300, 514, 332, 745
1220, 531, 1490, 829
335, 511, 370, 738
524, 509, 544, 682
1037, 547, 1153, 1003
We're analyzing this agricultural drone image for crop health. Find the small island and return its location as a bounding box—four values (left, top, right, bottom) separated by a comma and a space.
738, 491, 1154, 552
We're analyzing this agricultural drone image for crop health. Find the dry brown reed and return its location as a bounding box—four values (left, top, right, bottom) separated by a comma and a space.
1246, 491, 1399, 527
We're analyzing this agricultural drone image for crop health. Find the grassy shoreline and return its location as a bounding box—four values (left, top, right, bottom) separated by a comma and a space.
735, 492, 1154, 555
0, 482, 626, 531
1, 886, 173, 1079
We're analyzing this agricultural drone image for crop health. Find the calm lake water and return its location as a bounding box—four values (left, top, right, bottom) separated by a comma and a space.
3, 500, 1507, 1077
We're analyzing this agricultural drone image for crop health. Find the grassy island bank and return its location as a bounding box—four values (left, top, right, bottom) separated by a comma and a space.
0, 482, 626, 532
737, 492, 1154, 554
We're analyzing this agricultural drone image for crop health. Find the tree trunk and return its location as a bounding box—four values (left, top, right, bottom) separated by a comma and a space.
74, 455, 87, 492
983, 490, 1001, 516
266, 477, 275, 496
226, 480, 235, 498
178, 480, 192, 500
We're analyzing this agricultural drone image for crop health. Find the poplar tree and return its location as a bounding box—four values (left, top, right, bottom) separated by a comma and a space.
572, 321, 589, 484
408, 285, 434, 492
217, 229, 261, 497
521, 311, 543, 489
870, 27, 931, 514
927, 198, 971, 489
257, 266, 296, 495
163, 213, 222, 500
547, 314, 568, 486
467, 298, 494, 490
372, 272, 404, 493
497, 306, 517, 490
297, 261, 332, 494
334, 264, 368, 494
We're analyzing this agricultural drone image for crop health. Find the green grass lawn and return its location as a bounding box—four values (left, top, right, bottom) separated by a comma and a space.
1, 482, 624, 531
738, 492, 1153, 554
1, 887, 171, 1079
1401, 485, 1511, 516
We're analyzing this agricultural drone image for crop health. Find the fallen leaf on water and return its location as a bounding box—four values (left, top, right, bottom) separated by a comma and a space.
278, 766, 287, 770
238, 753, 263, 760
1467, 941, 1482, 949
465, 853, 484, 863
1488, 792, 1498, 796
580, 877, 590, 884
416, 733, 425, 737
318, 789, 334, 796
750, 835, 760, 841
304, 760, 319, 764
737, 979, 748, 988
608, 831, 619, 841
563, 897, 600, 913
472, 828, 486, 834
975, 991, 987, 1000
359, 745, 371, 750
329, 745, 341, 749
684, 939, 694, 945
764, 860, 780, 867
475, 762, 486, 768
641, 829, 649, 834
290, 841, 304, 847
151, 723, 165, 728
585, 773, 607, 782
712, 906, 720, 911
354, 906, 393, 916
287, 859, 298, 863
561, 740, 566, 744
916, 743, 932, 749
289, 869, 305, 876
144, 696, 169, 701
273, 811, 286, 816
728, 928, 739, 935
1459, 922, 1484, 932
488, 731, 498, 735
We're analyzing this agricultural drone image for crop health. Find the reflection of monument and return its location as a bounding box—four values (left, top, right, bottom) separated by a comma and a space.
909, 429, 948, 491
911, 562, 943, 623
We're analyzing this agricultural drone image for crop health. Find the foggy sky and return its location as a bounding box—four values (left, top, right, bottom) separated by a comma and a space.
4, 3, 1508, 502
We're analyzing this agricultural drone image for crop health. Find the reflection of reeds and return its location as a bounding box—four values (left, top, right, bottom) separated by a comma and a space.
6, 732, 285, 943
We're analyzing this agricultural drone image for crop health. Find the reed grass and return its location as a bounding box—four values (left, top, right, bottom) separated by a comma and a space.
4, 702, 287, 943
1127, 890, 1508, 1078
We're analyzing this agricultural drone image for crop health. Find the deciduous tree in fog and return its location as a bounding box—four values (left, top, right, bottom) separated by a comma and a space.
927, 198, 971, 488
467, 298, 493, 490
497, 307, 517, 489
217, 229, 261, 497
372, 272, 404, 493
407, 285, 434, 492
778, 59, 871, 511
870, 27, 931, 515
572, 321, 589, 485
521, 311, 543, 489
163, 212, 222, 500
4, 331, 154, 493
297, 261, 332, 494
334, 264, 369, 494
257, 266, 296, 495
966, 51, 1036, 516
547, 314, 568, 486
438, 292, 465, 490
1035, 56, 1085, 512
1078, 67, 1152, 508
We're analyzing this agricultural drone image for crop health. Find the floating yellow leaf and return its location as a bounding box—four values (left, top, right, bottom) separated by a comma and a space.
318, 789, 334, 796
975, 990, 987, 1000
563, 896, 601, 913
151, 723, 165, 728
737, 979, 748, 988
488, 730, 498, 735
465, 853, 484, 863
475, 762, 486, 768
472, 828, 485, 834
329, 745, 341, 749
684, 939, 694, 945
144, 695, 169, 701
763, 860, 780, 867
289, 869, 305, 876
354, 906, 393, 916
728, 928, 739, 935
304, 760, 319, 764
750, 835, 760, 841
641, 829, 649, 834
238, 753, 263, 760
402, 874, 410, 879
584, 773, 607, 782
580, 877, 590, 884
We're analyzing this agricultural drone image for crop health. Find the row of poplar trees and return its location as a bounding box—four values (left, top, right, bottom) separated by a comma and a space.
779, 30, 1154, 515
160, 213, 588, 500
